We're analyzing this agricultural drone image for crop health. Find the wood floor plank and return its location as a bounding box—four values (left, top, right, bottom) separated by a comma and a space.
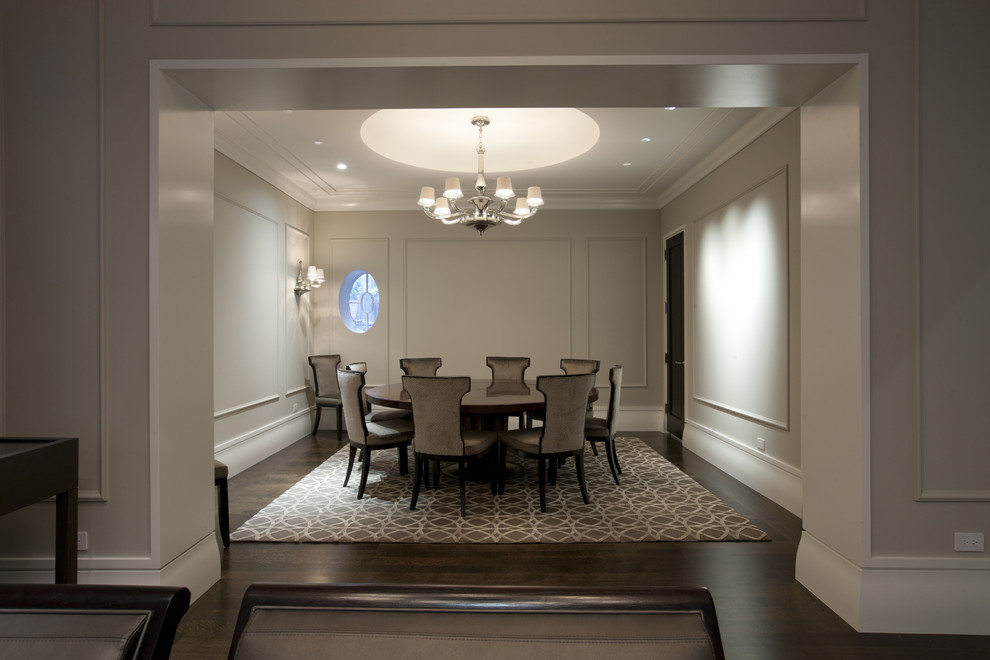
170, 431, 990, 660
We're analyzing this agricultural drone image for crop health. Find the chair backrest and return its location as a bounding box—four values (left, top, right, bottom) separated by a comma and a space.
604, 365, 623, 436
227, 583, 726, 660
345, 361, 367, 373
537, 373, 596, 453
560, 358, 600, 375
0, 584, 190, 660
337, 369, 368, 444
401, 375, 470, 456
399, 357, 442, 377
486, 356, 530, 381
308, 355, 342, 397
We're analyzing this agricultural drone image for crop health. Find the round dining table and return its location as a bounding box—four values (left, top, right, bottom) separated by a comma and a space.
365, 379, 598, 423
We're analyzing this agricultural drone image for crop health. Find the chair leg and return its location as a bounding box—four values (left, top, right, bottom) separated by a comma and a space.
538, 458, 547, 513
215, 476, 230, 548
335, 406, 343, 442
612, 437, 622, 474
311, 406, 322, 436
498, 444, 508, 495
410, 456, 423, 510
398, 445, 409, 475
575, 452, 591, 504
604, 440, 620, 485
457, 459, 467, 517
357, 446, 371, 499
343, 445, 357, 487
431, 459, 440, 490
488, 450, 498, 496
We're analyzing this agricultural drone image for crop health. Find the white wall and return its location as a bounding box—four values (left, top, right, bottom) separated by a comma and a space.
660, 112, 803, 515
213, 153, 314, 475
3, 0, 989, 635
312, 209, 663, 427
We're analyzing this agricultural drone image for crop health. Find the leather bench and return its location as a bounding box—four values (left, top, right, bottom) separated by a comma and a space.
227, 583, 725, 660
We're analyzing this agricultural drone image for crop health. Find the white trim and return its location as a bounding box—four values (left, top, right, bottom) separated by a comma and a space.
215, 409, 312, 477
683, 421, 802, 516
213, 393, 280, 419
798, 531, 990, 635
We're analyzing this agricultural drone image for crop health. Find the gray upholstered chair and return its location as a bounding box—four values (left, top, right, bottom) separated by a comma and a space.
399, 357, 442, 376
486, 356, 530, 428
338, 368, 414, 500
345, 361, 412, 423
497, 372, 596, 512
526, 358, 600, 427
560, 358, 601, 375
214, 459, 230, 547
402, 375, 497, 516
308, 354, 344, 441
485, 355, 530, 381
585, 365, 623, 485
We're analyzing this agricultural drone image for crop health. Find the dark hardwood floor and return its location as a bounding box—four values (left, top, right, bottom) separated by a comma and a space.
171, 431, 990, 659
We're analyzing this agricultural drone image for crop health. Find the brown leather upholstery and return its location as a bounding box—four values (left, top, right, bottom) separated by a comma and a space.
227, 583, 725, 660
0, 584, 190, 660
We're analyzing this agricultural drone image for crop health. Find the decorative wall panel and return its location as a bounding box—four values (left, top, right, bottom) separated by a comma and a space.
692, 169, 789, 429
588, 238, 648, 387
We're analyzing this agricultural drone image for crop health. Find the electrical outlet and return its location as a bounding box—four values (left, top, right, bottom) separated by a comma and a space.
77, 532, 88, 551
954, 532, 984, 552
756, 437, 766, 452
292, 402, 299, 413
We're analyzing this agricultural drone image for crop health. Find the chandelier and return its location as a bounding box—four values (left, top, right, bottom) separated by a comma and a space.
417, 116, 544, 235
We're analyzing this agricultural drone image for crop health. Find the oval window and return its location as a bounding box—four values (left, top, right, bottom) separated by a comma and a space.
339, 269, 380, 333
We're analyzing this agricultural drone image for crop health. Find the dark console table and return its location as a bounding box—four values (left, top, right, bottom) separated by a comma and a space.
0, 438, 79, 583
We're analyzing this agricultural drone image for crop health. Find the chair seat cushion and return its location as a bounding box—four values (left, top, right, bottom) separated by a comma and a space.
497, 428, 542, 453
315, 396, 342, 406
462, 430, 498, 456
213, 459, 228, 480
584, 425, 611, 440
365, 408, 412, 423
585, 416, 606, 428
366, 419, 415, 444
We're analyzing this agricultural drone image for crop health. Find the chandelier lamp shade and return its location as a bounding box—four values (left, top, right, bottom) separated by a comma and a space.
417, 116, 544, 235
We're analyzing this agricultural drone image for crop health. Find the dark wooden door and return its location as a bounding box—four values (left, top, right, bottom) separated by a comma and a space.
665, 232, 685, 438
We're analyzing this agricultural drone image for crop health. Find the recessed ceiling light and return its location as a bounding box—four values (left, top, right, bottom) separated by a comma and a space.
664, 106, 677, 111
336, 163, 348, 171
640, 137, 651, 143
622, 162, 632, 167
313, 140, 324, 145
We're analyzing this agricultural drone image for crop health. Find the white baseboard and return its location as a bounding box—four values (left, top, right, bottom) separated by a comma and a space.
0, 534, 221, 603
215, 409, 313, 477
797, 531, 990, 635
609, 406, 664, 433
682, 422, 803, 516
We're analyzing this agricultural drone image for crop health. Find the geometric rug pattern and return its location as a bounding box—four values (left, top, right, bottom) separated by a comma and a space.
231, 437, 769, 544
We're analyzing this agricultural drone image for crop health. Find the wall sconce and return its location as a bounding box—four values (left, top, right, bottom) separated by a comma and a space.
294, 260, 325, 294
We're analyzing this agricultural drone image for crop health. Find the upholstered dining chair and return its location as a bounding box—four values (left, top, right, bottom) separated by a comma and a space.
497, 372, 596, 513
399, 357, 442, 376
585, 365, 623, 485
308, 354, 344, 441
402, 375, 498, 516
486, 356, 530, 428
345, 361, 412, 423
338, 368, 414, 500
526, 358, 600, 427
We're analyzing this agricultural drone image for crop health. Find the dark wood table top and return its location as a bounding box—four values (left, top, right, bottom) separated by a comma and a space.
366, 379, 597, 415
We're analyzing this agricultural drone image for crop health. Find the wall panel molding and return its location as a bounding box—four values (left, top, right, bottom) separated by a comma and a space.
588, 237, 648, 388
152, 0, 866, 26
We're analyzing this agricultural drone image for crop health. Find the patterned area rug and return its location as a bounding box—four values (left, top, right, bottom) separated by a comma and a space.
231, 437, 769, 543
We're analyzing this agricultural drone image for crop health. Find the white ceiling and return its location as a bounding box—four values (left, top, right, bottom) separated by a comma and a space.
174, 61, 853, 212
216, 105, 787, 212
